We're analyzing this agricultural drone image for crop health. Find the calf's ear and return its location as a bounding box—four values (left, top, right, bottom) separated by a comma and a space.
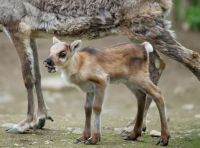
53, 37, 61, 44
70, 40, 82, 52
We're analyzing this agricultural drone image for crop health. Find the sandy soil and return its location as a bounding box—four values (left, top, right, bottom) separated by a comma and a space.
0, 29, 200, 148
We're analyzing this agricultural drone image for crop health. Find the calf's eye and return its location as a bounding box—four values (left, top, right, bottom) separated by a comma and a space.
59, 52, 66, 58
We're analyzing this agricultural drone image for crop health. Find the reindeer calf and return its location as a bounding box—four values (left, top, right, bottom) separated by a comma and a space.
44, 37, 169, 146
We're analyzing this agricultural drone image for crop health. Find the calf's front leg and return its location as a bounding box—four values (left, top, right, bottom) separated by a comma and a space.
85, 85, 106, 145
75, 92, 94, 144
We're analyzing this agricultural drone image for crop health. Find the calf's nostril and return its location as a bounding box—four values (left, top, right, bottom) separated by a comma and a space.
44, 58, 54, 67
48, 60, 52, 66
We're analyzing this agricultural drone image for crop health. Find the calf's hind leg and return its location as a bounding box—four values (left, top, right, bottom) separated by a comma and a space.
124, 87, 146, 141
137, 78, 170, 146
123, 50, 165, 134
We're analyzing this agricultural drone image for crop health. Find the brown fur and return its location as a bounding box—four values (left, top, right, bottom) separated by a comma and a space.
78, 44, 149, 82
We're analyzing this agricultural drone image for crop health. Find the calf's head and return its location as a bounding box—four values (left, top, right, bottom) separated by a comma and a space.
44, 37, 82, 73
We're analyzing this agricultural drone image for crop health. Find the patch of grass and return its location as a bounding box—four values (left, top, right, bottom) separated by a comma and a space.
0, 125, 200, 148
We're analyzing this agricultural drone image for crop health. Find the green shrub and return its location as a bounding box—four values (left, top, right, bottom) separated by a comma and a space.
174, 0, 200, 31
185, 6, 200, 31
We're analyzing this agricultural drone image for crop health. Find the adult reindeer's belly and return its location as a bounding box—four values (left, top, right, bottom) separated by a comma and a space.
23, 0, 123, 38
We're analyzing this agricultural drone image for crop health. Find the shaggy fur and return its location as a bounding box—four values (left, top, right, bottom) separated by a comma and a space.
0, 0, 173, 37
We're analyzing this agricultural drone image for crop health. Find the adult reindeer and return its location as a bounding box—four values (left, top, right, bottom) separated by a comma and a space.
0, 0, 200, 145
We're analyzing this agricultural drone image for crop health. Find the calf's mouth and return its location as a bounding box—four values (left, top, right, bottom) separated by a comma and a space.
44, 64, 56, 73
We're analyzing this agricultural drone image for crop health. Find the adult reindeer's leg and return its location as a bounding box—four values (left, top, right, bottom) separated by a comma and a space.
30, 39, 53, 129
4, 25, 35, 133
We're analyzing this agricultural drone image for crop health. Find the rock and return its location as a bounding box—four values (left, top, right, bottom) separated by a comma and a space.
182, 104, 194, 110
44, 140, 53, 145
60, 139, 67, 142
44, 140, 50, 145
124, 125, 134, 133
67, 127, 73, 132
32, 142, 38, 145
194, 114, 200, 119
14, 143, 19, 146
150, 130, 161, 137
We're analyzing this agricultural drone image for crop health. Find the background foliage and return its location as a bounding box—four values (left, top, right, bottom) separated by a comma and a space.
175, 0, 200, 31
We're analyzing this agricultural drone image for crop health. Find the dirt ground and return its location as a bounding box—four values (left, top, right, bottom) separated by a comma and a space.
0, 29, 200, 148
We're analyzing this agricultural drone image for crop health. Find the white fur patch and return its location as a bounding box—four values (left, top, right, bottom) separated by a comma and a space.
142, 42, 154, 53
61, 70, 73, 86
24, 39, 35, 81
2, 27, 12, 42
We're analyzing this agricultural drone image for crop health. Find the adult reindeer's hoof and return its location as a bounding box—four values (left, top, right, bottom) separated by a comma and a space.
124, 135, 137, 141
34, 114, 54, 129
124, 131, 141, 141
156, 137, 169, 146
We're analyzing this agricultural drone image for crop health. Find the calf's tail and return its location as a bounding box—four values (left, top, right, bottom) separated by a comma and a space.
142, 42, 154, 53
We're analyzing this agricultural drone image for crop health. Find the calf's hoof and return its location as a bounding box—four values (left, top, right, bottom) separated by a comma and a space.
156, 136, 169, 146
84, 138, 99, 145
84, 133, 101, 145
74, 131, 91, 144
